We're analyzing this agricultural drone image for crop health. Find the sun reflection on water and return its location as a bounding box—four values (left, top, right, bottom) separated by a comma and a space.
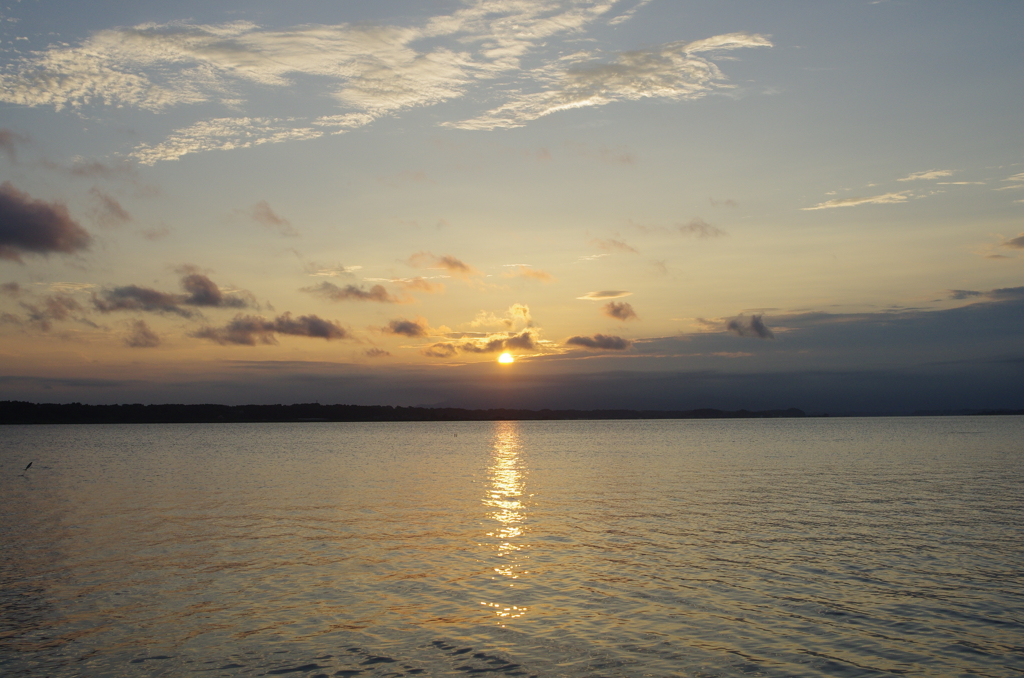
480, 421, 530, 623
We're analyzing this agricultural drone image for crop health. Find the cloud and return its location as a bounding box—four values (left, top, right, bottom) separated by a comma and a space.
93, 272, 252, 316
603, 301, 637, 321
949, 286, 1024, 302
1, 282, 20, 297
0, 128, 30, 161
396, 277, 446, 293
898, 169, 954, 182
193, 312, 348, 345
250, 200, 298, 237
93, 284, 195, 317
1001, 233, 1024, 249
304, 261, 360, 277
18, 293, 92, 331
0, 6, 776, 162
678, 217, 725, 237
802, 192, 909, 210
89, 188, 132, 228
125, 319, 160, 348
131, 118, 322, 165
365, 348, 391, 358
592, 238, 638, 254
725, 314, 775, 339
302, 281, 406, 303
0, 182, 92, 262
470, 303, 534, 330
407, 251, 480, 279
578, 290, 631, 300
383, 317, 430, 338
450, 32, 771, 130
503, 265, 554, 282
422, 329, 538, 358
565, 334, 632, 350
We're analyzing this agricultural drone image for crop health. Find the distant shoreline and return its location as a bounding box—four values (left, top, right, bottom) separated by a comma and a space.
0, 401, 810, 424
1, 401, 1022, 424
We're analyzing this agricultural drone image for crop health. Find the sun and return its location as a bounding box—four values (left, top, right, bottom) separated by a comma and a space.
498, 353, 514, 364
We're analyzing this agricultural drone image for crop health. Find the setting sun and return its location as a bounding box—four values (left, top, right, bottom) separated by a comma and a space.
498, 353, 514, 364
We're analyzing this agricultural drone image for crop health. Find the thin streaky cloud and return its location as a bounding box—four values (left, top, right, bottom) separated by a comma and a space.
132, 118, 322, 165
449, 32, 772, 130
802, 192, 909, 210
898, 169, 954, 182
578, 290, 631, 300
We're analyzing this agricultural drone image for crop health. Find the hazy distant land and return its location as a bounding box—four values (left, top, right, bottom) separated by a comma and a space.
1, 401, 1022, 425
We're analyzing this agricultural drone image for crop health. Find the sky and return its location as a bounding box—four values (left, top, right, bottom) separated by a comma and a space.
0, 0, 1022, 413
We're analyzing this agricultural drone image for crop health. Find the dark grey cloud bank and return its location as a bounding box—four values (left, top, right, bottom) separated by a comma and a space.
93, 272, 252, 317
4, 296, 1022, 414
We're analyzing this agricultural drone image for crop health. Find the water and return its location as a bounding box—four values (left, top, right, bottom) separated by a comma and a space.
1, 417, 1022, 677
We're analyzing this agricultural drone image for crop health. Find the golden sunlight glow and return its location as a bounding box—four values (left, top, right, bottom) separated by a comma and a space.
498, 352, 514, 364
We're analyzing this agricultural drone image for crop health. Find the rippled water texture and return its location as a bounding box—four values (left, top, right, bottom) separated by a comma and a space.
2, 417, 1023, 677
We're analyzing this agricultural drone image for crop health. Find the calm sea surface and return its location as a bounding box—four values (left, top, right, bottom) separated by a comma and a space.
1, 417, 1022, 677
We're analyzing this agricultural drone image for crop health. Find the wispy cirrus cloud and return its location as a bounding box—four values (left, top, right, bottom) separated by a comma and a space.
503, 265, 554, 282
449, 32, 771, 130
898, 169, 954, 182
802, 192, 909, 210
578, 290, 631, 300
0, 3, 772, 161
131, 118, 322, 165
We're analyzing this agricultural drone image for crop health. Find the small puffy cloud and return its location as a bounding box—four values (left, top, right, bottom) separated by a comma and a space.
603, 301, 637, 321
565, 334, 632, 350
250, 200, 298, 237
0, 182, 92, 262
302, 281, 406, 303
89, 187, 132, 228
898, 169, 954, 182
125, 319, 160, 348
725, 314, 775, 339
1, 282, 20, 297
678, 217, 725, 237
578, 290, 631, 300
365, 348, 391, 358
383, 317, 430, 338
503, 265, 554, 282
802, 192, 909, 210
180, 273, 250, 308
592, 238, 638, 254
407, 251, 480, 279
193, 312, 348, 345
422, 329, 538, 358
